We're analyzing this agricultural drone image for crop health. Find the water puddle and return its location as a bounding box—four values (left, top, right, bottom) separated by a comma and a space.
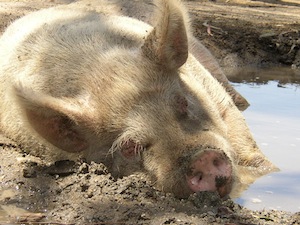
230, 67, 300, 212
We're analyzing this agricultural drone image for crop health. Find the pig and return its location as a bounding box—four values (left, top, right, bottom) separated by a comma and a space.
0, 0, 277, 198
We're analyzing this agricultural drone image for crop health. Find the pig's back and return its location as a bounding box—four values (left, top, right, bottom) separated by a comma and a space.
0, 7, 149, 57
0, 6, 151, 97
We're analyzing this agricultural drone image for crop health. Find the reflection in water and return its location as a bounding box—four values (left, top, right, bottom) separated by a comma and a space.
230, 67, 300, 212
228, 67, 300, 85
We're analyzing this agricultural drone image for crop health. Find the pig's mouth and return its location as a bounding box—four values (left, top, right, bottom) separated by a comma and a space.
185, 149, 233, 197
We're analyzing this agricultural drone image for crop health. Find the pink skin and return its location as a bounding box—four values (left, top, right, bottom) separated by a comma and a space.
186, 151, 233, 197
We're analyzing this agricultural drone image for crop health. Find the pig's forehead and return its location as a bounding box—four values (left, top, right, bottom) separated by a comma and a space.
106, 15, 152, 39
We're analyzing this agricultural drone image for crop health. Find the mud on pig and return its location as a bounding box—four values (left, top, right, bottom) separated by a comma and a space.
0, 0, 277, 198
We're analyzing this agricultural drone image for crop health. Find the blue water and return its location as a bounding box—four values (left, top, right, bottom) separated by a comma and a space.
232, 77, 300, 212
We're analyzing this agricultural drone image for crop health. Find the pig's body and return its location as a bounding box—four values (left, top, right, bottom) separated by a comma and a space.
0, 0, 276, 198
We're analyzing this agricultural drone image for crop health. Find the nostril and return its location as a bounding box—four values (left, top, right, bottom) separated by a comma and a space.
213, 158, 219, 167
190, 172, 203, 185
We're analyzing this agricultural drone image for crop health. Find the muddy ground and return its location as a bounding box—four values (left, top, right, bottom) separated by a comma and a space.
0, 0, 300, 224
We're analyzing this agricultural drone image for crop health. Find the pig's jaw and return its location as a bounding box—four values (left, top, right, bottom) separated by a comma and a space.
186, 149, 233, 197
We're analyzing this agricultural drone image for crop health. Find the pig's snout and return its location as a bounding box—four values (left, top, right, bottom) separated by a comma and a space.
186, 150, 233, 197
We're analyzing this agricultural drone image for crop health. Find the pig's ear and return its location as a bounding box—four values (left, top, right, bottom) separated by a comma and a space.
142, 0, 189, 70
13, 84, 91, 153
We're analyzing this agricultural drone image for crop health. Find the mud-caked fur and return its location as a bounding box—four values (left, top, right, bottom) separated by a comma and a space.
0, 0, 277, 197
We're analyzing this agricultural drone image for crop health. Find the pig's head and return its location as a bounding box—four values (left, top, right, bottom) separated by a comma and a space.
105, 0, 236, 198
